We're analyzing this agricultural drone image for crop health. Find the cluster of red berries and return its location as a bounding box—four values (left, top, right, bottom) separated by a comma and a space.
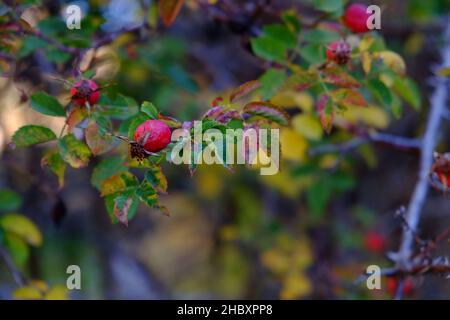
326, 3, 372, 66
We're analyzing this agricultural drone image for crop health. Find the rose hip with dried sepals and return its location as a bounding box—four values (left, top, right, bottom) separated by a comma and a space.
70, 79, 101, 107
133, 119, 171, 153
326, 39, 352, 65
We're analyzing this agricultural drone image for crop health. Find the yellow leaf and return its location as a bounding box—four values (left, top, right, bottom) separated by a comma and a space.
0, 214, 42, 246
260, 168, 309, 198
361, 51, 372, 75
194, 165, 224, 199
292, 114, 323, 141
319, 154, 339, 169
261, 249, 290, 275
336, 106, 389, 129
30, 279, 49, 292
374, 51, 406, 75
271, 91, 314, 112
13, 286, 42, 300
45, 285, 69, 300
359, 35, 375, 51
379, 72, 395, 87
280, 128, 308, 162
280, 271, 312, 299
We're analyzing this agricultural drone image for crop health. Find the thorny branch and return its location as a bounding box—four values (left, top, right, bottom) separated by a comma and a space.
309, 131, 421, 157
395, 18, 450, 268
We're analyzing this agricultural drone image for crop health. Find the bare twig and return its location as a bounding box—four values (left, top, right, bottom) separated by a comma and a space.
396, 19, 450, 268
309, 131, 421, 156
0, 245, 26, 287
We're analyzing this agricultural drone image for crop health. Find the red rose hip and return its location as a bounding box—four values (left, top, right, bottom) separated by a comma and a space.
343, 3, 370, 34
364, 231, 385, 253
326, 40, 351, 65
134, 120, 171, 153
70, 79, 101, 107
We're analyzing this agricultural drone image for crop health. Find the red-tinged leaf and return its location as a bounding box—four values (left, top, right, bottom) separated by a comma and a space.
322, 66, 360, 88
243, 101, 289, 126
211, 96, 223, 107
203, 105, 225, 119
332, 88, 368, 109
159, 0, 185, 27
216, 110, 242, 123
317, 94, 334, 134
66, 107, 87, 132
156, 205, 170, 217
157, 113, 181, 128
229, 80, 261, 103
114, 197, 132, 226
85, 120, 116, 156
284, 70, 318, 91
437, 171, 449, 188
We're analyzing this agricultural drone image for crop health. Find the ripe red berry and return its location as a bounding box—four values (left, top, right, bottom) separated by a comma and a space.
343, 3, 370, 34
70, 79, 101, 107
387, 277, 414, 296
364, 231, 386, 253
133, 120, 171, 153
326, 40, 352, 65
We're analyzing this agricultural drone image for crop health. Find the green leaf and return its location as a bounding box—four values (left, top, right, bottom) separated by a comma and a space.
389, 93, 402, 118
243, 101, 289, 126
313, 0, 344, 13
91, 156, 127, 190
136, 181, 158, 208
259, 69, 286, 100
30, 92, 66, 117
0, 213, 42, 246
299, 43, 325, 65
58, 134, 92, 168
0, 189, 22, 212
12, 125, 56, 148
251, 36, 286, 62
306, 180, 331, 220
4, 233, 29, 267
45, 48, 71, 64
368, 78, 392, 108
144, 166, 168, 194
282, 10, 301, 33
18, 36, 47, 58
41, 150, 66, 188
303, 29, 340, 44
141, 101, 158, 119
393, 77, 421, 110
97, 94, 139, 120
262, 24, 297, 49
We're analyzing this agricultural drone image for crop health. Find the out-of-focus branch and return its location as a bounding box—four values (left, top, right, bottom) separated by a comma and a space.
309, 131, 421, 156
396, 18, 450, 268
0, 245, 26, 287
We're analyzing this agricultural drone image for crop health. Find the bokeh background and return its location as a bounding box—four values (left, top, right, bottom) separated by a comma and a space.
0, 0, 449, 299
